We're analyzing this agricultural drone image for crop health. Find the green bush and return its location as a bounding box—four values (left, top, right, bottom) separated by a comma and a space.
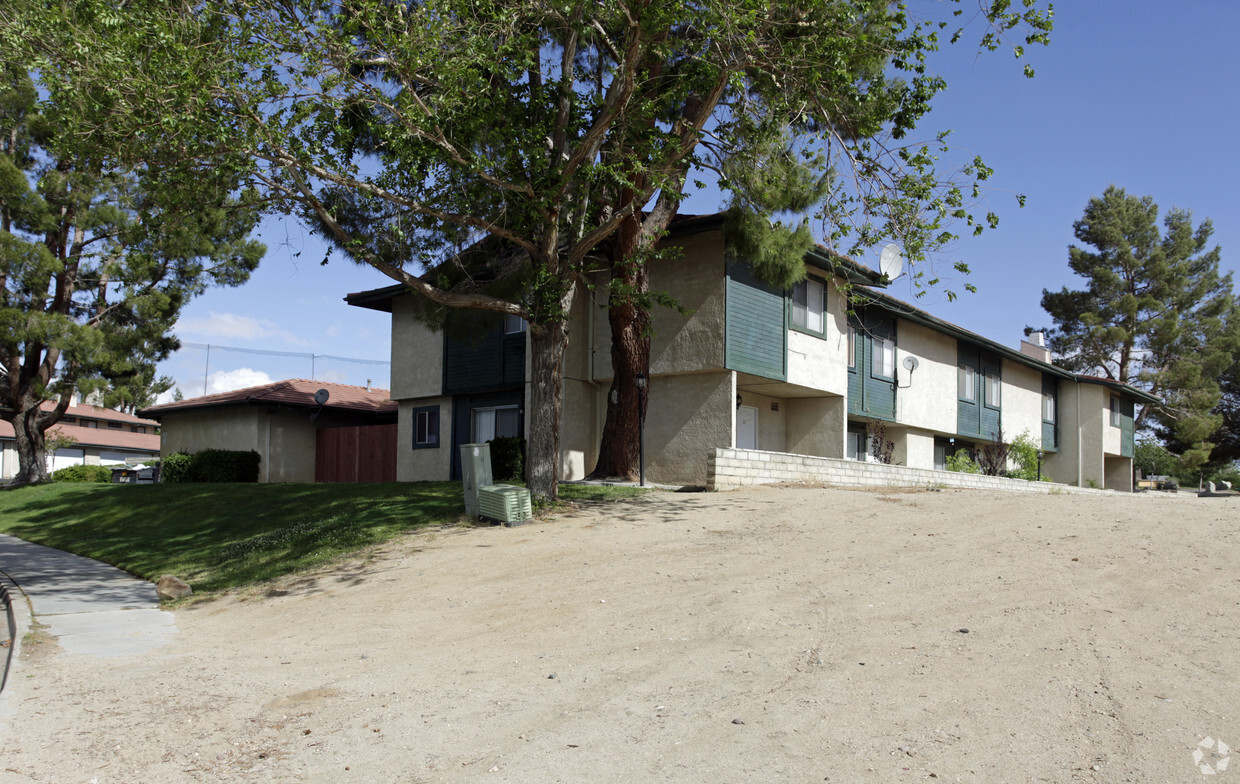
161, 452, 193, 483
161, 449, 260, 483
1006, 430, 1046, 481
51, 464, 113, 483
946, 448, 981, 474
488, 436, 525, 482
193, 449, 261, 483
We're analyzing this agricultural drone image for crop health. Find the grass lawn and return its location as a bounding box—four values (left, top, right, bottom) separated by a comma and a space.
0, 481, 646, 593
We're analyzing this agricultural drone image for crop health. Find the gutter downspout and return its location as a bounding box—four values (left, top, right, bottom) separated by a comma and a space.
264, 412, 271, 484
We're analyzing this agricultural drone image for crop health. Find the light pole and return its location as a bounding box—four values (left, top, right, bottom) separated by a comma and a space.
635, 372, 647, 487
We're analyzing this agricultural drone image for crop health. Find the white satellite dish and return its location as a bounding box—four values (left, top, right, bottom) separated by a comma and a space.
903, 356, 919, 372
879, 243, 905, 281
313, 388, 330, 406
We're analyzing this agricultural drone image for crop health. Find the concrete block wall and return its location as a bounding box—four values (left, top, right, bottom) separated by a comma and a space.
707, 448, 1120, 497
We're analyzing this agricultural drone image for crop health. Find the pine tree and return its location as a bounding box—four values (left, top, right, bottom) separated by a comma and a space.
1038, 186, 1239, 469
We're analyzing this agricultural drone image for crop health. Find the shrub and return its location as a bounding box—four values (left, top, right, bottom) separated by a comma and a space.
161, 452, 193, 483
161, 449, 260, 483
52, 464, 113, 483
193, 449, 261, 483
1006, 430, 1044, 481
865, 419, 894, 464
488, 436, 525, 482
946, 448, 981, 474
976, 430, 1010, 476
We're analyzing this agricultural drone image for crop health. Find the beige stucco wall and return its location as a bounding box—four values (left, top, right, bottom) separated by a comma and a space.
785, 396, 846, 459
1001, 359, 1044, 444
1101, 391, 1123, 456
263, 410, 319, 483
160, 409, 261, 457
1078, 385, 1107, 488
390, 297, 444, 400
887, 427, 935, 469
645, 371, 734, 486
396, 397, 453, 482
590, 232, 728, 382
1104, 456, 1133, 492
893, 320, 957, 434
786, 273, 849, 396
736, 389, 787, 454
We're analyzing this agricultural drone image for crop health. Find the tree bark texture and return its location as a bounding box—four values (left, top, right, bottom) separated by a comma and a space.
525, 289, 575, 502
589, 247, 650, 480
8, 402, 52, 485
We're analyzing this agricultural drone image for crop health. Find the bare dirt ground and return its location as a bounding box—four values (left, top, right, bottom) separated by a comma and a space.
1, 486, 1237, 784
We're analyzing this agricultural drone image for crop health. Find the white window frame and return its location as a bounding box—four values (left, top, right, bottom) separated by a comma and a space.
472, 405, 520, 443
1110, 395, 1121, 427
872, 337, 895, 379
791, 278, 825, 334
984, 373, 1001, 409
847, 327, 856, 368
958, 365, 977, 401
1042, 392, 1056, 423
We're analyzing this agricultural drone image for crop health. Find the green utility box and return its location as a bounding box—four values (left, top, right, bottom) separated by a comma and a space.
477, 484, 534, 526
460, 443, 494, 518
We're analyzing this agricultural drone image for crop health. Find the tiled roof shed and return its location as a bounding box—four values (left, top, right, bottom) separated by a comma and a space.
139, 379, 398, 419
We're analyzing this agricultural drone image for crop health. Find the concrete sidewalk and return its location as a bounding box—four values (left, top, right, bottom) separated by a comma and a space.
0, 533, 177, 708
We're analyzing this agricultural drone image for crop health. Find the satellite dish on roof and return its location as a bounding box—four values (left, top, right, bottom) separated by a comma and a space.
313, 388, 330, 406
879, 243, 905, 281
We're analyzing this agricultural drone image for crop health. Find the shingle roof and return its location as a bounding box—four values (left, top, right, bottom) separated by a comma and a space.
139, 379, 397, 418
0, 402, 161, 453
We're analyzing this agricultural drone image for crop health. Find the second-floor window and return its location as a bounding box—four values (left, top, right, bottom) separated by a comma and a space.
1110, 395, 1121, 427
1043, 392, 1056, 423
958, 365, 977, 401
985, 373, 1001, 409
791, 278, 824, 334
872, 337, 895, 378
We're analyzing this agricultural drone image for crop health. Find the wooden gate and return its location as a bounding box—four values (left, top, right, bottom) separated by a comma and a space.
315, 423, 397, 483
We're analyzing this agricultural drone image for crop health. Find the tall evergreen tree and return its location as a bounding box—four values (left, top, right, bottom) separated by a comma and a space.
1038, 186, 1239, 469
0, 66, 264, 484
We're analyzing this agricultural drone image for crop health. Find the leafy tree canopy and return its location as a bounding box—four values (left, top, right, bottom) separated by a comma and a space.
4, 0, 1052, 496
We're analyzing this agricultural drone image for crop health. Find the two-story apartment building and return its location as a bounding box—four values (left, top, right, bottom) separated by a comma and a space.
348, 214, 1154, 491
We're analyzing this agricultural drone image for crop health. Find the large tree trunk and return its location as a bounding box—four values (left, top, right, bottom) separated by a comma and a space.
525, 289, 574, 502
588, 197, 679, 481
9, 403, 51, 485
589, 250, 650, 480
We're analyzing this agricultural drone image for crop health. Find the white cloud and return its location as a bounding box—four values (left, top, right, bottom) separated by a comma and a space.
325, 323, 342, 338
175, 312, 308, 346
207, 368, 274, 395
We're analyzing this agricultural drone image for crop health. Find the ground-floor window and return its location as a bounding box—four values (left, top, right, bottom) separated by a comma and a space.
846, 425, 868, 461
472, 405, 520, 443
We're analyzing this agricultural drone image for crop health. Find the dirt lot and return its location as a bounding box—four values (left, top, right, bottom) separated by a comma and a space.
1, 486, 1237, 783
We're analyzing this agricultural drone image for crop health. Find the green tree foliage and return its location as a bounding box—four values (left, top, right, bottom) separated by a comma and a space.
0, 62, 264, 484
4, 0, 1050, 498
1037, 186, 1239, 470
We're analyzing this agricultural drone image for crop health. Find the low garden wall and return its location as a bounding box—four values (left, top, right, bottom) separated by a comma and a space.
707, 448, 1117, 496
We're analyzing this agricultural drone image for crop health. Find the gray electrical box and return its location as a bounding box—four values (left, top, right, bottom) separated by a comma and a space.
460, 443, 494, 518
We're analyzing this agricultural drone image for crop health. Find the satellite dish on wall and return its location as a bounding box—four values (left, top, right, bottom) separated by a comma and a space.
903, 356, 919, 372
879, 243, 905, 281
313, 388, 330, 406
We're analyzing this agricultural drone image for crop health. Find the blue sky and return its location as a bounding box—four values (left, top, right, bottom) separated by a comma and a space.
158, 1, 1239, 399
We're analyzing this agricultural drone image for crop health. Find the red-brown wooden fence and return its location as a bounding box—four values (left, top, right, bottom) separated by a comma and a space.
315, 423, 397, 483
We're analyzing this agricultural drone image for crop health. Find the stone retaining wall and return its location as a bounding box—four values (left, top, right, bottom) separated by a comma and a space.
707, 448, 1118, 496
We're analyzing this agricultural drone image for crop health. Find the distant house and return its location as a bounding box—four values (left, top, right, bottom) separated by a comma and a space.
0, 402, 161, 480
139, 379, 399, 483
348, 214, 1157, 492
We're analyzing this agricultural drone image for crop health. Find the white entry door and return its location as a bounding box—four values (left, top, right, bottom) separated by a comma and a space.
737, 405, 758, 450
